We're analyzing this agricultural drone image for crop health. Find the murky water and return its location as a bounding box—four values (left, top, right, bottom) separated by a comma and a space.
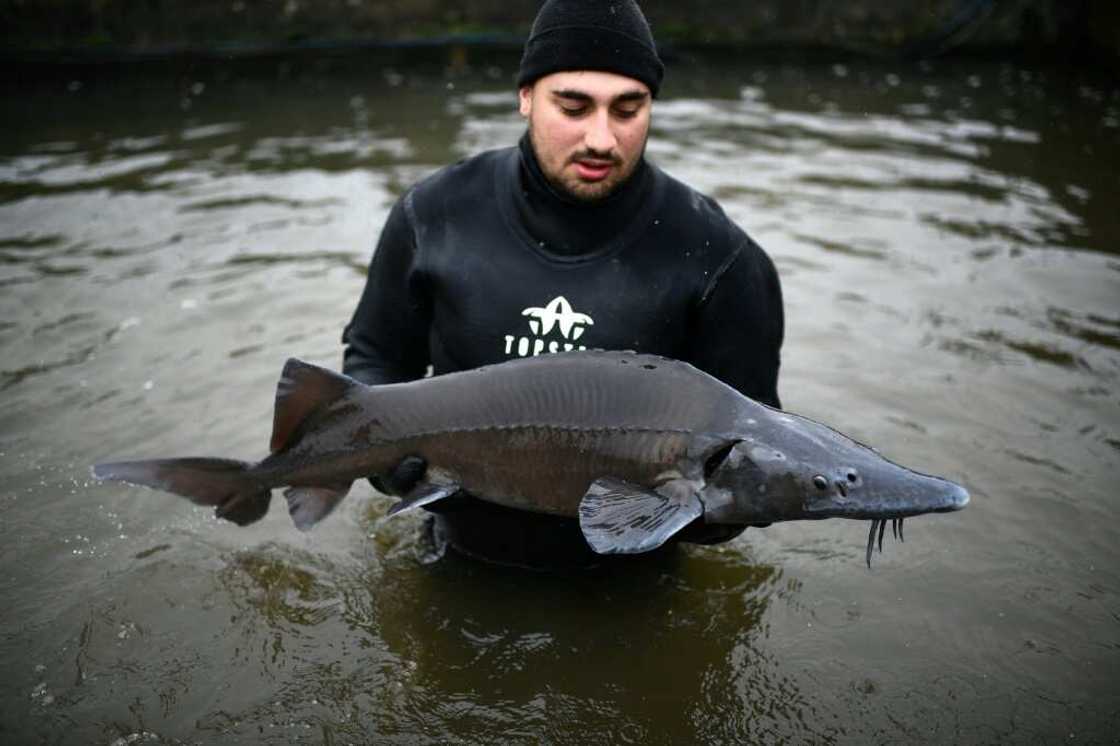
2, 49, 1118, 743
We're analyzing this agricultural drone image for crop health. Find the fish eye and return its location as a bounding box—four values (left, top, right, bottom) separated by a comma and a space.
812, 475, 828, 490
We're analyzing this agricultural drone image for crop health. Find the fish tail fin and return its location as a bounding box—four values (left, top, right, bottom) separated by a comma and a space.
91, 458, 272, 526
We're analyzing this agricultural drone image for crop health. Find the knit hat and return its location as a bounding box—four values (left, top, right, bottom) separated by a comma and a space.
517, 0, 665, 97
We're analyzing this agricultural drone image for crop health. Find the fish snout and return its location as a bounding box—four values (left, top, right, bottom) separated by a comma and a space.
805, 466, 969, 520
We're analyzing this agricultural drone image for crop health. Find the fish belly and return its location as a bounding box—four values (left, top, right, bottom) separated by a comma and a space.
404, 426, 694, 517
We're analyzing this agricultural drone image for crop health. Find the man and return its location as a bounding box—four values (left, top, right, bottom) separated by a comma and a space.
342, 0, 784, 567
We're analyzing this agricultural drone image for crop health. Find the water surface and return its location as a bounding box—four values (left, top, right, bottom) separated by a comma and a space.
1, 50, 1118, 743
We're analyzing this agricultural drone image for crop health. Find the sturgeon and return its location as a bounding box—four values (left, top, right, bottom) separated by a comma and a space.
92, 350, 968, 565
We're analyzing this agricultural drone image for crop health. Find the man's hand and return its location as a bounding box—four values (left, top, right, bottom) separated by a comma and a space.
369, 455, 427, 496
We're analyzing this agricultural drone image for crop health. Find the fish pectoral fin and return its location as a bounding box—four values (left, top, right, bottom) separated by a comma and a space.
578, 477, 704, 555
385, 483, 460, 517
284, 482, 352, 531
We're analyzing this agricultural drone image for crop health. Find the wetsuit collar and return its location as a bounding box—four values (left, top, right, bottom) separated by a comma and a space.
514, 132, 652, 257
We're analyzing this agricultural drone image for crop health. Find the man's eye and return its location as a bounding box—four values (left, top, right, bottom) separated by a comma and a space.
614, 108, 639, 119
561, 106, 586, 116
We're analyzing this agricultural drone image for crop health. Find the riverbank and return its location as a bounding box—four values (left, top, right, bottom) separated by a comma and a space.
1, 0, 1117, 68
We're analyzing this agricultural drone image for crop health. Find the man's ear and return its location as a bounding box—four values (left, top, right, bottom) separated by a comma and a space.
518, 85, 533, 118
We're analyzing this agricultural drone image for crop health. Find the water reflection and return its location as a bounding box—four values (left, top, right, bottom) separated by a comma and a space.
205, 519, 816, 743
223, 545, 344, 629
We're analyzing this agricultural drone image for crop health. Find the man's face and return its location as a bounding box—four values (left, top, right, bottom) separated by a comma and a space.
519, 70, 652, 202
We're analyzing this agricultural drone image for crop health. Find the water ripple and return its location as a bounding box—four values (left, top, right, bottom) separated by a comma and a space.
2, 53, 1118, 745
179, 194, 343, 213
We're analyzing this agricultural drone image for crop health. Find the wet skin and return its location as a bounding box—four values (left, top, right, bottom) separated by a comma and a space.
93, 352, 968, 565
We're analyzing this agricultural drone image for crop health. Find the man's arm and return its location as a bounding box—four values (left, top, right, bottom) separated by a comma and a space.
689, 236, 784, 409
343, 196, 433, 495
342, 196, 431, 385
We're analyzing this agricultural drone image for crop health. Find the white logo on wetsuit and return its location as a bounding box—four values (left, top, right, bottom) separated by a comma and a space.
503, 295, 594, 358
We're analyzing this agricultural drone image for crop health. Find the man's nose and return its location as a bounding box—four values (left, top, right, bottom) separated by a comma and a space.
584, 110, 617, 154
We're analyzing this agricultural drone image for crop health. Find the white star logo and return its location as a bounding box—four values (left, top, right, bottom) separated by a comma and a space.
522, 296, 594, 340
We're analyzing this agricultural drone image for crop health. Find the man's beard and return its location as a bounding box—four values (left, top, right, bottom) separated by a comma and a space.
528, 124, 646, 203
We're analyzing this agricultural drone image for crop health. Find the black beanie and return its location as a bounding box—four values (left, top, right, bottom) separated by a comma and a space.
517, 0, 665, 97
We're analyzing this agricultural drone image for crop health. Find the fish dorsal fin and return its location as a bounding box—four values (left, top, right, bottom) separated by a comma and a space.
271, 359, 358, 453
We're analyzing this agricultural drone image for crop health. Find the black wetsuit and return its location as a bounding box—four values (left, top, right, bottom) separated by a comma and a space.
343, 135, 784, 567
